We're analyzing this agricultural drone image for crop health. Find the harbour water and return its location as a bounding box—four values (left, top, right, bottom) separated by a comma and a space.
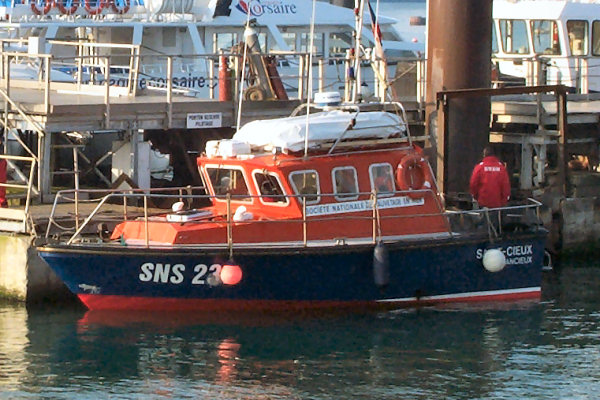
1, 258, 600, 399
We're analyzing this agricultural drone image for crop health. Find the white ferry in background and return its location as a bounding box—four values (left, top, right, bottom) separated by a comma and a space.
493, 0, 600, 92
0, 0, 422, 97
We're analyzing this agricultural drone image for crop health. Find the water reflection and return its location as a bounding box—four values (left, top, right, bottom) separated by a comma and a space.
0, 305, 29, 389
0, 265, 599, 399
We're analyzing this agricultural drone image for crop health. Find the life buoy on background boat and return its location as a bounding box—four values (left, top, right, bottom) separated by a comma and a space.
30, 0, 53, 15
110, 0, 130, 14
84, 0, 105, 15
56, 0, 79, 14
396, 153, 433, 199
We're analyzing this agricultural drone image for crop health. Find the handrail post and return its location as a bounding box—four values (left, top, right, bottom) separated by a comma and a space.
144, 194, 149, 247
3, 54, 9, 147
344, 49, 351, 102
226, 193, 233, 258
44, 56, 50, 114
104, 56, 110, 128
302, 196, 307, 246
209, 56, 215, 99
24, 158, 35, 216
298, 54, 304, 100
77, 42, 82, 90
167, 55, 173, 128
73, 146, 80, 231
123, 195, 128, 220
318, 58, 324, 93
372, 191, 377, 244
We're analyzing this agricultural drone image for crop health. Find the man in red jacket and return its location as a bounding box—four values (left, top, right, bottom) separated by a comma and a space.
470, 146, 510, 208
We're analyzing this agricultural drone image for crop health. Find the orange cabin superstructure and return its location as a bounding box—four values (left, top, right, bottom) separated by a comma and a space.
111, 143, 451, 246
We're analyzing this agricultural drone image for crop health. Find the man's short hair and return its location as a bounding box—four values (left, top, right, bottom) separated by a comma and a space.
483, 146, 494, 157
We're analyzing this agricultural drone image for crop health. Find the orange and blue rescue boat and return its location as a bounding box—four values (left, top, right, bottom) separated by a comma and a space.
38, 102, 547, 311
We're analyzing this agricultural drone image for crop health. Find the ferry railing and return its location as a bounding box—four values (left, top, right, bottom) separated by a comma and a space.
44, 186, 543, 250
0, 44, 425, 109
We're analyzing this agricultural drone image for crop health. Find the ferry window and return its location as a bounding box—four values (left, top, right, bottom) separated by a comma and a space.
567, 20, 588, 55
254, 171, 287, 205
258, 32, 268, 52
282, 32, 296, 51
500, 19, 529, 54
300, 33, 324, 56
531, 20, 561, 55
332, 167, 359, 201
592, 21, 600, 55
369, 164, 395, 196
206, 167, 251, 201
492, 24, 499, 54
214, 33, 238, 52
163, 28, 176, 48
330, 32, 352, 57
289, 170, 320, 204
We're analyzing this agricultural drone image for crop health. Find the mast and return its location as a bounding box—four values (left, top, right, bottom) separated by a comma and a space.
352, 0, 366, 103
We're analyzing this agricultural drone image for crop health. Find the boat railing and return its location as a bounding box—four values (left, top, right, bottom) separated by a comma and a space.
492, 54, 600, 94
43, 186, 544, 249
0, 153, 36, 233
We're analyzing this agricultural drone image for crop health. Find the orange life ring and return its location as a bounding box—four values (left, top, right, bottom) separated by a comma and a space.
396, 153, 433, 199
56, 0, 78, 14
110, 0, 129, 14
30, 0, 53, 15
84, 0, 105, 14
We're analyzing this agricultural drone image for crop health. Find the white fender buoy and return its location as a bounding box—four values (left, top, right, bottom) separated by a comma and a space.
172, 201, 185, 212
373, 241, 390, 287
483, 249, 506, 272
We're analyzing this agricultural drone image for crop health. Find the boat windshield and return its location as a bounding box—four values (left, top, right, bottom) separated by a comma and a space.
254, 171, 287, 204
206, 167, 251, 201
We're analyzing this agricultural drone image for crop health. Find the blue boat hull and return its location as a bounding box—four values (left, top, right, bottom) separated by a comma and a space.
38, 232, 546, 310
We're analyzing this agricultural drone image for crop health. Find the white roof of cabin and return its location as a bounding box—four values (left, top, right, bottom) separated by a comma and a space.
232, 110, 406, 153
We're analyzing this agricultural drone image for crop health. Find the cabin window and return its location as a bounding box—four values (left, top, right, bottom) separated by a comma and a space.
369, 164, 395, 196
592, 21, 600, 55
500, 19, 529, 54
205, 167, 251, 202
289, 170, 320, 204
567, 20, 588, 56
531, 20, 561, 55
332, 167, 359, 201
253, 171, 288, 205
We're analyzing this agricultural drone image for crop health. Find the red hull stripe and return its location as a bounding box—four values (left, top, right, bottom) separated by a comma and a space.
376, 287, 541, 304
79, 288, 541, 311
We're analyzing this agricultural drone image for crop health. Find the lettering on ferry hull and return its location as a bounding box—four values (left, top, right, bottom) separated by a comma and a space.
81, 76, 218, 90
306, 196, 424, 217
236, 0, 298, 17
476, 244, 534, 266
